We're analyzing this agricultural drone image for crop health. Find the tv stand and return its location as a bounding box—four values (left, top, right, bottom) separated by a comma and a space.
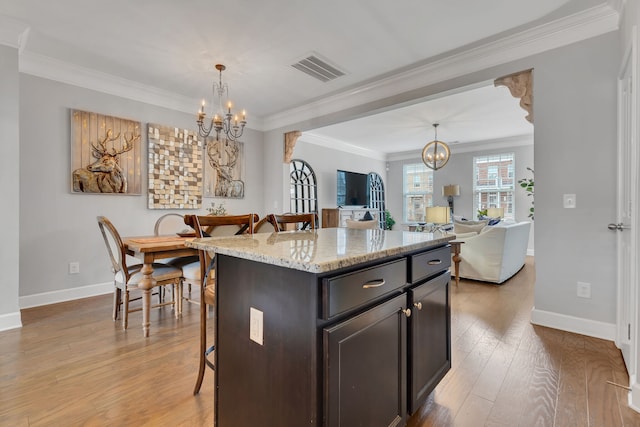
322, 207, 371, 228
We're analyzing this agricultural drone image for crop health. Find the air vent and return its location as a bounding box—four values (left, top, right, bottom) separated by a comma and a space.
291, 55, 346, 82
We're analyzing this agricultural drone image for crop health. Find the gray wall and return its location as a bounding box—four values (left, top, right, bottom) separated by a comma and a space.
18, 75, 265, 299
387, 141, 535, 253
292, 139, 387, 221
0, 44, 21, 326
262, 31, 619, 329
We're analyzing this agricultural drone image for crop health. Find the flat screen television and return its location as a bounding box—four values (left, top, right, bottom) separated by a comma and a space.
337, 170, 369, 207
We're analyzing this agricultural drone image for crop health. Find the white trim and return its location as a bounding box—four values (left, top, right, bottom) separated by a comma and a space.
300, 132, 387, 161
630, 381, 640, 412
530, 307, 616, 341
0, 312, 22, 332
19, 282, 112, 309
527, 249, 535, 257
263, 4, 618, 131
0, 14, 29, 50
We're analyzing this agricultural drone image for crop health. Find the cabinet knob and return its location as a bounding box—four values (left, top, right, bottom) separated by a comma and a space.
401, 308, 412, 318
413, 302, 422, 310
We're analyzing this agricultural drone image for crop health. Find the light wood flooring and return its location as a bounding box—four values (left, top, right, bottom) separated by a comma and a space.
1, 257, 639, 426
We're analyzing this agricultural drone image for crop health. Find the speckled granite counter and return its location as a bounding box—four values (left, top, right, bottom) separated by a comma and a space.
185, 227, 454, 273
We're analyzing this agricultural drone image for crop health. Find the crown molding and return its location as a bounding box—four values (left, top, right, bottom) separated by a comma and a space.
301, 132, 387, 161
386, 134, 533, 162
0, 14, 29, 51
263, 3, 619, 131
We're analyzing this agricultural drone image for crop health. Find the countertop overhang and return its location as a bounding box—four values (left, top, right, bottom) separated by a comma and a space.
186, 228, 454, 274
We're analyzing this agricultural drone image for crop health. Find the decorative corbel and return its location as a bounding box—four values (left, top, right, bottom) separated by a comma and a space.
284, 130, 302, 164
494, 69, 533, 123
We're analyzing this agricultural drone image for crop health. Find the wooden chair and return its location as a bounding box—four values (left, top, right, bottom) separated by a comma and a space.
252, 216, 278, 233
97, 216, 183, 330
184, 213, 258, 395
268, 213, 317, 231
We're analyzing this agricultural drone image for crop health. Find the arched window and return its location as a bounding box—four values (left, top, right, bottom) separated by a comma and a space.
289, 159, 318, 214
368, 172, 385, 229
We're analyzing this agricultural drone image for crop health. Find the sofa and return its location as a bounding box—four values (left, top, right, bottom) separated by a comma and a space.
450, 221, 531, 284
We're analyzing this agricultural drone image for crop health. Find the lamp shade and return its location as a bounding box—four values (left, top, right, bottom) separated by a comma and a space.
425, 206, 451, 224
487, 207, 504, 218
442, 184, 460, 197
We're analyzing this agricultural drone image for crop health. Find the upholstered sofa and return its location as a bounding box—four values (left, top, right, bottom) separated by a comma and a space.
451, 221, 531, 284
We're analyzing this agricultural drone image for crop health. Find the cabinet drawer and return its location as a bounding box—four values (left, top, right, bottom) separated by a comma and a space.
322, 258, 407, 320
410, 245, 451, 283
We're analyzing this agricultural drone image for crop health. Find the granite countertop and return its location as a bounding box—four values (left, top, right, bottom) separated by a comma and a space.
185, 228, 454, 273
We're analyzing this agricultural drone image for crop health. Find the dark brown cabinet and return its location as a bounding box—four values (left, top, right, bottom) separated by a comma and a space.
213, 240, 451, 427
324, 293, 407, 427
407, 272, 451, 413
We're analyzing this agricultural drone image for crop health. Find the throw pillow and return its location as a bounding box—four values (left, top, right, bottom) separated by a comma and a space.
454, 219, 487, 234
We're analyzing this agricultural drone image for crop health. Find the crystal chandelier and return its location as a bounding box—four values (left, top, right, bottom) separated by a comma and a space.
196, 64, 246, 141
421, 123, 450, 170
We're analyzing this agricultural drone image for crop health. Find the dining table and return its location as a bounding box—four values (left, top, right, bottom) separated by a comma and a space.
123, 234, 197, 337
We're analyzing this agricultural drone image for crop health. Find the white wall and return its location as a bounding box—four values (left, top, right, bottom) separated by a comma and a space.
0, 44, 21, 330
18, 75, 264, 304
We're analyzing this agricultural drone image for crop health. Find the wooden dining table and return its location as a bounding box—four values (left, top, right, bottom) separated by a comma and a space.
123, 235, 197, 337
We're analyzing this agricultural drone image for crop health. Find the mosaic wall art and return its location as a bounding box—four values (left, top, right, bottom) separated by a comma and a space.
147, 124, 203, 209
71, 110, 142, 194
204, 138, 245, 198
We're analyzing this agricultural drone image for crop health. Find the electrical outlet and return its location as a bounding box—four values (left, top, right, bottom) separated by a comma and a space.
563, 194, 576, 209
69, 262, 80, 274
577, 281, 591, 298
250, 307, 263, 345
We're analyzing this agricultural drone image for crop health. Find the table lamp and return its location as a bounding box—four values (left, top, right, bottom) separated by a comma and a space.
486, 207, 504, 218
443, 184, 460, 217
425, 206, 451, 232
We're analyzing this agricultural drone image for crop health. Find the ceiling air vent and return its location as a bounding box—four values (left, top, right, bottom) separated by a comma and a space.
291, 55, 346, 82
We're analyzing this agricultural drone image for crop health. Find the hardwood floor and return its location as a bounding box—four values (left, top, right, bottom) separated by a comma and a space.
1, 257, 638, 426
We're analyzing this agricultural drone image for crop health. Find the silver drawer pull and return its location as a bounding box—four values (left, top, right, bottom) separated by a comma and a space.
401, 308, 412, 318
362, 279, 385, 289
427, 259, 442, 265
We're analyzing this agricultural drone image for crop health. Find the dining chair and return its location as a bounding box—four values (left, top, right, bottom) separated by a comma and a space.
184, 213, 258, 395
268, 213, 317, 231
97, 216, 183, 330
252, 216, 278, 233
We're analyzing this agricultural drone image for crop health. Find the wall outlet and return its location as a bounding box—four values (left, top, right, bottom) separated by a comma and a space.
563, 194, 577, 209
69, 262, 80, 274
577, 281, 591, 298
250, 307, 264, 345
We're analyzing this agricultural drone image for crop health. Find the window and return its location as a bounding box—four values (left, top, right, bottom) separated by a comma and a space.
473, 153, 515, 219
368, 172, 385, 229
289, 159, 317, 214
403, 163, 433, 222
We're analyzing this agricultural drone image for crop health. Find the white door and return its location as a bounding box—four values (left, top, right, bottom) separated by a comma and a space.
615, 29, 638, 373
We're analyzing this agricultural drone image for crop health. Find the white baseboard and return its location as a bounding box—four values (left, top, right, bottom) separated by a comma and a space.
530, 307, 616, 341
527, 248, 535, 256
19, 282, 112, 309
630, 382, 640, 413
0, 311, 22, 332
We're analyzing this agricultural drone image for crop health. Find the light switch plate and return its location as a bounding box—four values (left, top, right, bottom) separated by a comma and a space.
250, 307, 263, 345
563, 194, 576, 209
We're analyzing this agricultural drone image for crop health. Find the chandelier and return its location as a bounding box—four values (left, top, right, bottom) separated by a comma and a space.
421, 123, 450, 170
196, 64, 246, 141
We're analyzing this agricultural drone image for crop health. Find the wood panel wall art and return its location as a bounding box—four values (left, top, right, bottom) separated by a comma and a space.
204, 138, 245, 198
147, 124, 203, 209
71, 110, 142, 194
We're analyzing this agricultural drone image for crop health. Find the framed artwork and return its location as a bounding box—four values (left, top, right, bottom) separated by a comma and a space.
204, 138, 245, 198
70, 110, 142, 194
147, 123, 203, 209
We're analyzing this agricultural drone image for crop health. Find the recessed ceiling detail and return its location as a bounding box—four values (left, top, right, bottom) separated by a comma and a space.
291, 54, 346, 82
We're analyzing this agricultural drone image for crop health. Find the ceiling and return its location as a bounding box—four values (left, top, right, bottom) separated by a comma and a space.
1, 0, 615, 154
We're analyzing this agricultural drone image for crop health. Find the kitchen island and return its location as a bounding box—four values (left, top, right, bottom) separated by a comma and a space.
187, 228, 453, 427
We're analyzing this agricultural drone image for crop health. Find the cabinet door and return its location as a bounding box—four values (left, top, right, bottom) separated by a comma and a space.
408, 272, 451, 414
324, 294, 407, 427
